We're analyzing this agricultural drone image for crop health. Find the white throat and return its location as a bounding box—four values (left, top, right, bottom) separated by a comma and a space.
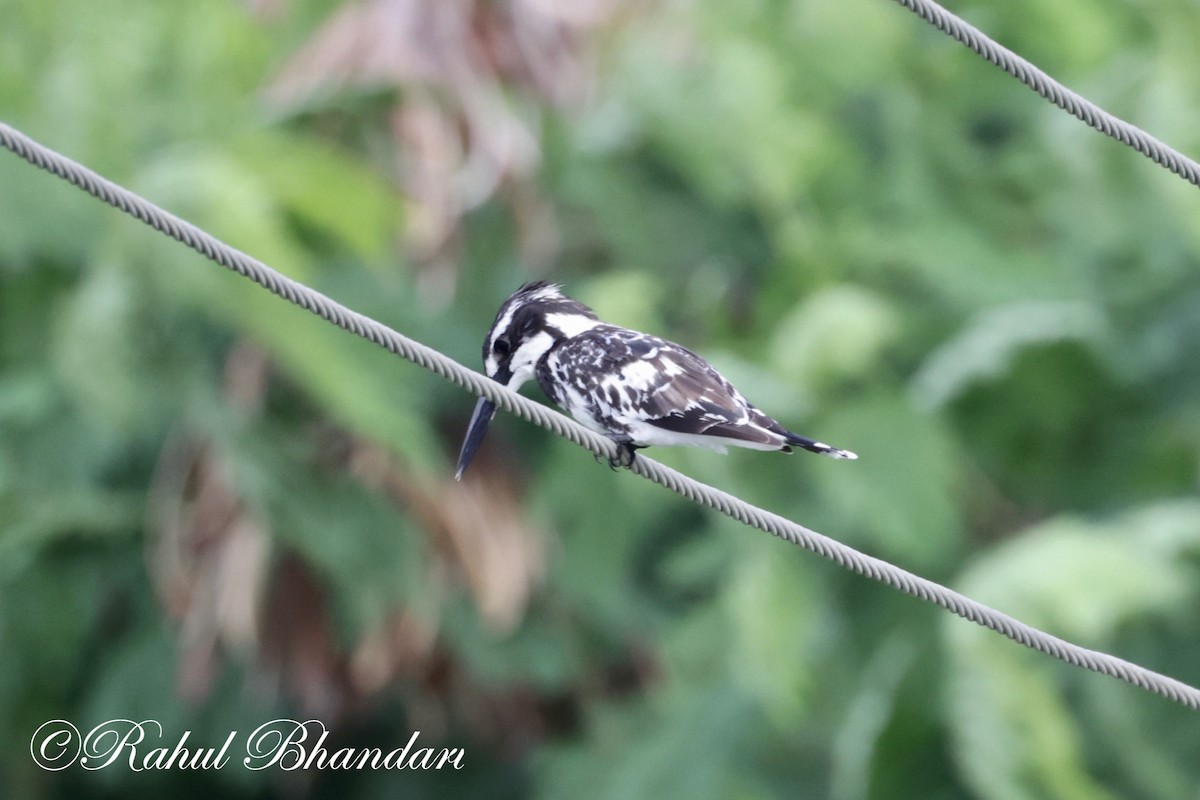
500, 330, 557, 390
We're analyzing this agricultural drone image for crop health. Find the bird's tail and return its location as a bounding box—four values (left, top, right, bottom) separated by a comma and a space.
784, 431, 858, 460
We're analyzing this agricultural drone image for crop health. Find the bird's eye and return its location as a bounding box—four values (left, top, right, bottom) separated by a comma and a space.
493, 337, 511, 357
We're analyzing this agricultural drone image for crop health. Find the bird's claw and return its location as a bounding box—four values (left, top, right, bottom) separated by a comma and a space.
607, 443, 637, 470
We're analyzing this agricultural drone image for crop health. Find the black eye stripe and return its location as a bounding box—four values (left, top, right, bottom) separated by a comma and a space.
493, 337, 511, 356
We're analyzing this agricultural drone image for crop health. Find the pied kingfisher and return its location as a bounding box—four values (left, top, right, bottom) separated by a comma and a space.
455, 282, 857, 479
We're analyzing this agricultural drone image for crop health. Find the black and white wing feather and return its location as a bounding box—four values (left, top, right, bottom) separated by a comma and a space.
536, 326, 853, 457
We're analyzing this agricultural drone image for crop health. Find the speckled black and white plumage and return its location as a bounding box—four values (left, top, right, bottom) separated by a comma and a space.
455, 282, 856, 478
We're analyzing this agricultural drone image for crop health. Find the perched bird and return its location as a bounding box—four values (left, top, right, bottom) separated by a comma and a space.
455, 282, 857, 479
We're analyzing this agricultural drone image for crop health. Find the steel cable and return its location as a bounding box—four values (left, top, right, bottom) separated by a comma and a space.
891, 0, 1200, 186
3, 121, 1198, 708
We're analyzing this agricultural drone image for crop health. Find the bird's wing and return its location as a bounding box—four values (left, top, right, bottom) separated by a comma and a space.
594, 330, 784, 446
641, 371, 783, 446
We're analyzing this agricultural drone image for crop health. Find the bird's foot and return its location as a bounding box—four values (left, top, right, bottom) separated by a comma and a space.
608, 443, 638, 471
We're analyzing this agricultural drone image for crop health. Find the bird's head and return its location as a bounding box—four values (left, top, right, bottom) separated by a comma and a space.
482, 281, 599, 389
456, 282, 599, 479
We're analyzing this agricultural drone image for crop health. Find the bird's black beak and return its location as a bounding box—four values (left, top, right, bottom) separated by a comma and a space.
454, 396, 497, 481
455, 365, 511, 481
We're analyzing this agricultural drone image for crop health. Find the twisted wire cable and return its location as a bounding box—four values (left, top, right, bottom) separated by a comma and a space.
892, 0, 1200, 187
3, 120, 1199, 709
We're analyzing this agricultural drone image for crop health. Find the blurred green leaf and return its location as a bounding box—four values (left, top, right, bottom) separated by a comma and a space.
814, 393, 963, 569
725, 546, 821, 727
910, 301, 1106, 412
770, 284, 901, 391
232, 133, 401, 268
945, 501, 1200, 800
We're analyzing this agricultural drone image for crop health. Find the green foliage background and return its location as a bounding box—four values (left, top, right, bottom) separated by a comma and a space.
3, 0, 1200, 797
